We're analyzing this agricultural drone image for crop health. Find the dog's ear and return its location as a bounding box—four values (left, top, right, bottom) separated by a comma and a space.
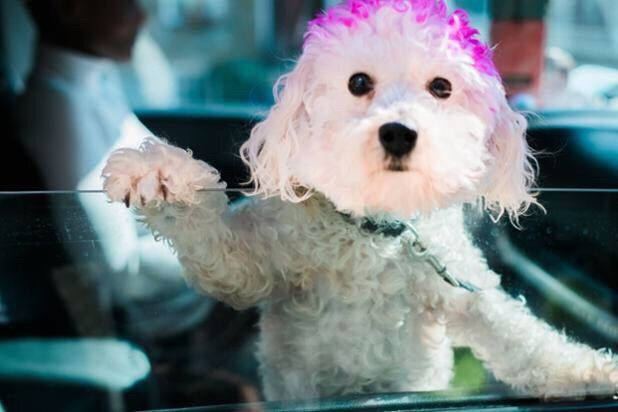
481, 99, 538, 222
240, 57, 312, 202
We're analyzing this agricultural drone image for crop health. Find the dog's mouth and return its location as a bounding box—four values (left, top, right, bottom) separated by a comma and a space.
385, 158, 409, 172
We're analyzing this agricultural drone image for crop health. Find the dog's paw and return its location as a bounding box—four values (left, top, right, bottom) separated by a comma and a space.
568, 350, 618, 398
599, 355, 618, 395
102, 138, 226, 207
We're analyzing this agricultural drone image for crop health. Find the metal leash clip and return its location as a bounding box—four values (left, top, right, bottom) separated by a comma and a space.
403, 223, 481, 293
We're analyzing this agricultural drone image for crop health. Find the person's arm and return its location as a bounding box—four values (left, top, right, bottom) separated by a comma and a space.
76, 118, 190, 303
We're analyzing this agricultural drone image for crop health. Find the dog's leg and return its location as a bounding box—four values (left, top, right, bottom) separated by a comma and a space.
102, 138, 279, 309
447, 287, 618, 397
416, 208, 617, 396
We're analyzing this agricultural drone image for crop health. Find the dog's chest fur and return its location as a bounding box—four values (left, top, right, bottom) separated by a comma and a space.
240, 197, 482, 400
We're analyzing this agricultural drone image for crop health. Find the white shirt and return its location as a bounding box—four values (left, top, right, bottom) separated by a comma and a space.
17, 44, 149, 189
16, 44, 212, 338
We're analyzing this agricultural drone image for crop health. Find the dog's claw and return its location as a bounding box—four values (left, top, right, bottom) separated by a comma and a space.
160, 184, 168, 202
123, 193, 131, 208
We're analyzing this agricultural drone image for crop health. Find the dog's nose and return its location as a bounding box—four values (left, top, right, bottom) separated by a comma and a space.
379, 123, 417, 157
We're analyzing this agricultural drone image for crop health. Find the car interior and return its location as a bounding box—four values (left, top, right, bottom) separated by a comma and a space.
0, 0, 616, 411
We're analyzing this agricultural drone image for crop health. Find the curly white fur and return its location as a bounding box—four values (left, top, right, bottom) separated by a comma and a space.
102, 1, 617, 402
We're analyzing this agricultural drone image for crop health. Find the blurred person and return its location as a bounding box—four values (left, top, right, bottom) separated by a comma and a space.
490, 0, 548, 100
16, 0, 212, 340
540, 47, 579, 108
17, 0, 147, 189
15, 1, 262, 407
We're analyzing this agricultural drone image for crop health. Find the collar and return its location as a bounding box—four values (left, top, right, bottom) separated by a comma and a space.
337, 211, 409, 238
331, 202, 480, 292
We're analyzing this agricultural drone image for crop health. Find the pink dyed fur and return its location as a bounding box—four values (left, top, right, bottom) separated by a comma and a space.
306, 0, 498, 78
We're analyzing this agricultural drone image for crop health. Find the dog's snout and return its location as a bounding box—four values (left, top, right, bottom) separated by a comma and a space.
379, 123, 417, 158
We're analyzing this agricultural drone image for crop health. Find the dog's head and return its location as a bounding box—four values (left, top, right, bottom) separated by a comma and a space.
241, 0, 537, 220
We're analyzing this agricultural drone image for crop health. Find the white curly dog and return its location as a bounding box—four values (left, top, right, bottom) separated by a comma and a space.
102, 0, 618, 401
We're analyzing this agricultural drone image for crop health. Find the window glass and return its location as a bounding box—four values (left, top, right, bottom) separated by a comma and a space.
0, 189, 616, 410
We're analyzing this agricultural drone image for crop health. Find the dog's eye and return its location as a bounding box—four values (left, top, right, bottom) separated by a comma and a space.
348, 73, 374, 97
428, 77, 452, 99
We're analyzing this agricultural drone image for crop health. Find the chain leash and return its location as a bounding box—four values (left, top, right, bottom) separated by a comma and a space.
403, 222, 481, 293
